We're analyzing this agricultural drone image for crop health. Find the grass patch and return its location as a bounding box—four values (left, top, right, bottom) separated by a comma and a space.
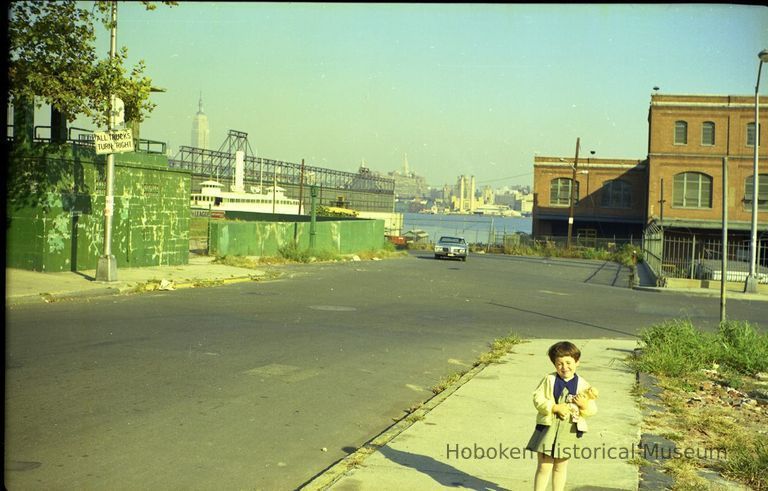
503, 242, 639, 268
722, 436, 768, 490
631, 318, 768, 490
212, 255, 262, 268
629, 319, 768, 378
277, 242, 341, 263
355, 246, 409, 260
661, 458, 710, 490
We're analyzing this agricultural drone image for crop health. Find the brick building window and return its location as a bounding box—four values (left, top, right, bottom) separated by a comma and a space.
674, 121, 688, 145
701, 121, 715, 146
601, 179, 632, 208
550, 178, 578, 206
744, 174, 768, 211
747, 122, 761, 146
673, 172, 712, 208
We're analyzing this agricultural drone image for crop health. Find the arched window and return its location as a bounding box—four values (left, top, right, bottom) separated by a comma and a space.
550, 178, 578, 206
673, 172, 712, 208
701, 121, 715, 146
601, 179, 632, 208
674, 121, 688, 145
744, 174, 768, 211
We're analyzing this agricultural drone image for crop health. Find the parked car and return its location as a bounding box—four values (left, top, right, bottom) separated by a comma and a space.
434, 236, 468, 261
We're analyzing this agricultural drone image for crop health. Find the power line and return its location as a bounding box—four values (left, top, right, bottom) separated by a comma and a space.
476, 172, 533, 184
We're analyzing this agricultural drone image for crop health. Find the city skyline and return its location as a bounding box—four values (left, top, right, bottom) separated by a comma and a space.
55, 3, 768, 187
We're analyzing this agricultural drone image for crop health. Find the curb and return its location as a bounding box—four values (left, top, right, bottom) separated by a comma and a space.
298, 362, 488, 491
5, 274, 262, 306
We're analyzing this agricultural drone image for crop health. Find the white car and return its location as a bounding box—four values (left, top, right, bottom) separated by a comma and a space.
434, 236, 468, 261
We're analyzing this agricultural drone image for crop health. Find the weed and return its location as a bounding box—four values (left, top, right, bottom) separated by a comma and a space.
213, 255, 261, 268
405, 413, 425, 423
431, 372, 464, 395
722, 436, 768, 490
476, 333, 524, 365
345, 446, 377, 469
192, 278, 224, 288
661, 457, 710, 490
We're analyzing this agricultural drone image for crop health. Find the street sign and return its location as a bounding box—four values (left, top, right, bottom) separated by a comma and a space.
94, 129, 134, 155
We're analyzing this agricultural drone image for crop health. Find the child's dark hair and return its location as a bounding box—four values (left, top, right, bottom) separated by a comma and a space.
547, 341, 581, 363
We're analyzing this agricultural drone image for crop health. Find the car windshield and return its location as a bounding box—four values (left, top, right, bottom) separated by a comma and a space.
439, 237, 464, 244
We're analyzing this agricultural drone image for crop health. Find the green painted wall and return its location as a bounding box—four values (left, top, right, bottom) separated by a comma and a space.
6, 143, 191, 272
208, 219, 386, 257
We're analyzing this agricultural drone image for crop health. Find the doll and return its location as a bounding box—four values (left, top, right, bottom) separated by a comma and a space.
565, 386, 599, 432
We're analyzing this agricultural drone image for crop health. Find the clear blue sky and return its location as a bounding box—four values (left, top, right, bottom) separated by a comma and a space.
68, 3, 768, 187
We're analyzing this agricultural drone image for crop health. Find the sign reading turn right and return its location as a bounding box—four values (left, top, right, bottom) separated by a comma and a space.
94, 130, 134, 155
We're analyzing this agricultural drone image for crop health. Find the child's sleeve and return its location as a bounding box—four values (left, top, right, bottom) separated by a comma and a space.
532, 376, 554, 416
580, 385, 598, 417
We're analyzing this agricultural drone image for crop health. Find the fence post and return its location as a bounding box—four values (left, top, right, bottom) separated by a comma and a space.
690, 235, 697, 279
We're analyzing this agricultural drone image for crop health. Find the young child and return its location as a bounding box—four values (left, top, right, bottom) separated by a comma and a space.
526, 341, 598, 491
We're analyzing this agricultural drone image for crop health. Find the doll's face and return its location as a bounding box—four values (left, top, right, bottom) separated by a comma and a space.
553, 355, 579, 381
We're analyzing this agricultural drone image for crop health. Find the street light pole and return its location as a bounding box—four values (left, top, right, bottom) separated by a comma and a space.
566, 137, 580, 248
96, 1, 118, 282
746, 48, 768, 293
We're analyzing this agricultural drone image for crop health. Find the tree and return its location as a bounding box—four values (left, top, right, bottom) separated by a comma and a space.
8, 1, 175, 128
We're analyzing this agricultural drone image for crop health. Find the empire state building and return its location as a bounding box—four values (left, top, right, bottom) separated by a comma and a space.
191, 95, 209, 149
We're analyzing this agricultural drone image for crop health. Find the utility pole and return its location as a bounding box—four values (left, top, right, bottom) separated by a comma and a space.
566, 137, 580, 249
96, 1, 118, 282
721, 157, 728, 323
309, 185, 318, 251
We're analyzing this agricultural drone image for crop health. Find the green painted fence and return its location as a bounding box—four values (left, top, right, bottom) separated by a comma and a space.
208, 219, 386, 257
6, 143, 191, 272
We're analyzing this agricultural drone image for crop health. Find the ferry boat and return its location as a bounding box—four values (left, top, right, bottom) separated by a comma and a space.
190, 150, 302, 216
190, 180, 302, 216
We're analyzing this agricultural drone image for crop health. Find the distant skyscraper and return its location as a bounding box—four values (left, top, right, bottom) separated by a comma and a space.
191, 94, 209, 149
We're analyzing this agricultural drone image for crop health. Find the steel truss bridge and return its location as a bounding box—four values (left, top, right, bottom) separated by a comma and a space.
168, 130, 395, 213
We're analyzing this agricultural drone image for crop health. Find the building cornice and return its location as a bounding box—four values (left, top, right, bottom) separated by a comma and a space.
648, 152, 762, 160
651, 102, 768, 109
534, 161, 646, 170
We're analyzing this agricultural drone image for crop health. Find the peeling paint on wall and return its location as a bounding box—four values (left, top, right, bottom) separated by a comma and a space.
7, 146, 191, 272
46, 214, 70, 253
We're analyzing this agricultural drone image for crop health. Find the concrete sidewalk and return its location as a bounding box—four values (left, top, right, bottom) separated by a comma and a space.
304, 339, 641, 491
5, 255, 271, 305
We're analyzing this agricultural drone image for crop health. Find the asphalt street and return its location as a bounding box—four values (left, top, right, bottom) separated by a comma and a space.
5, 252, 766, 490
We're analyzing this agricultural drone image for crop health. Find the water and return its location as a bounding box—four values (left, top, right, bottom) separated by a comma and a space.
402, 212, 532, 244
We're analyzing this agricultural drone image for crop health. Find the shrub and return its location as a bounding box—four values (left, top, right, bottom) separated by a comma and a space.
715, 321, 768, 375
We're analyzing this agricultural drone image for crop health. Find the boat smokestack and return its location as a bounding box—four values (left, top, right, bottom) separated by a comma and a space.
233, 150, 245, 192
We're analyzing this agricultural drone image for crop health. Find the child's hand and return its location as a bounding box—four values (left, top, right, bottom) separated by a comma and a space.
552, 403, 570, 420
572, 393, 589, 410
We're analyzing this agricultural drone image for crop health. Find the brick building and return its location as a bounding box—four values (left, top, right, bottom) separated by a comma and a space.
532, 156, 648, 241
533, 93, 768, 245
647, 93, 768, 239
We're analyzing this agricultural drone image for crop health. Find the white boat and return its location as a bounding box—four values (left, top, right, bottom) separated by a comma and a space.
190, 181, 302, 215
190, 150, 302, 216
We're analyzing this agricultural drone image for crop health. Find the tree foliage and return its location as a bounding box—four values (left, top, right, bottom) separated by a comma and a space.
8, 1, 176, 127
